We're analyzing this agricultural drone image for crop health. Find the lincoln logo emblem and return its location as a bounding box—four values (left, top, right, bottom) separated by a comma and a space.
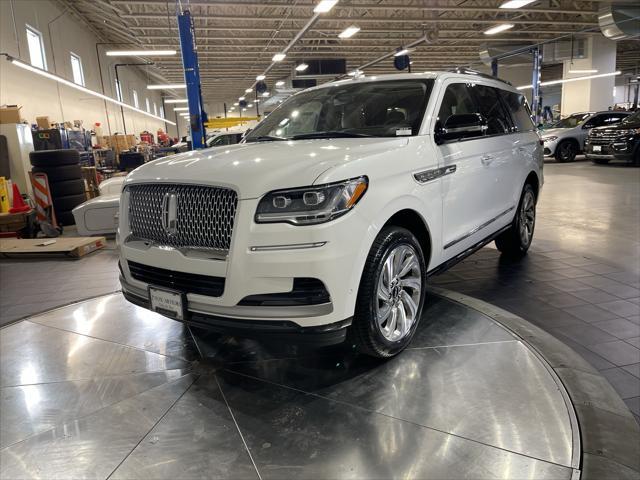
161, 192, 178, 236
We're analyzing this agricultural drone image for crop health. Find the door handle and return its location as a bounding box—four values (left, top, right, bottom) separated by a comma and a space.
480, 154, 494, 165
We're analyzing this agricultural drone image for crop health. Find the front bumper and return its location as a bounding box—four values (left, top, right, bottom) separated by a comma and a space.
121, 284, 350, 346
584, 143, 615, 159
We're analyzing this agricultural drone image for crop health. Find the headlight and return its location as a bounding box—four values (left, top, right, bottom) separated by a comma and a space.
255, 176, 368, 225
542, 136, 557, 143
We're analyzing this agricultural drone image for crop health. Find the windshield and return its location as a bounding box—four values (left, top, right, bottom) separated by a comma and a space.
245, 79, 434, 142
552, 113, 590, 129
622, 111, 640, 124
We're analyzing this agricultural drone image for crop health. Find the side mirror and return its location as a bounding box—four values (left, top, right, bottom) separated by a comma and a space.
436, 113, 487, 144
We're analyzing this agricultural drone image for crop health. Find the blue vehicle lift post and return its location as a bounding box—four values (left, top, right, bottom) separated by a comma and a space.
177, 9, 206, 149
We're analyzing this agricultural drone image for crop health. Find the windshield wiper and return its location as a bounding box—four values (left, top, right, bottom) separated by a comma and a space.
245, 135, 286, 143
290, 131, 374, 140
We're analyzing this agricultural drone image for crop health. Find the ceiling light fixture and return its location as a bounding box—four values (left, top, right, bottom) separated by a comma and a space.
314, 0, 338, 13
147, 83, 186, 90
483, 24, 515, 35
275, 80, 285, 86
262, 91, 270, 97
238, 96, 245, 101
516, 70, 622, 90
164, 98, 188, 104
233, 102, 239, 106
499, 0, 537, 8
248, 103, 254, 107
173, 107, 189, 111
568, 68, 599, 74
256, 74, 266, 81
272, 53, 286, 62
295, 63, 309, 72
394, 48, 411, 57
9, 58, 175, 125
106, 49, 177, 56
245, 88, 253, 93
338, 25, 360, 38
348, 69, 363, 77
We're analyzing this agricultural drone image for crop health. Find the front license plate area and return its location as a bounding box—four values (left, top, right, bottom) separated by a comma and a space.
593, 145, 602, 152
149, 286, 186, 321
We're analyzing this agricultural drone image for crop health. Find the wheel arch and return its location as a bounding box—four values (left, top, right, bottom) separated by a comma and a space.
381, 209, 433, 268
525, 171, 540, 199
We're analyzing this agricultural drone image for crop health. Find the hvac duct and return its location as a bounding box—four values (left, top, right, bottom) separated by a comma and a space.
599, 3, 640, 40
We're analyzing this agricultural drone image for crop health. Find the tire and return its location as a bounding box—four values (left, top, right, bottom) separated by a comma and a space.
55, 210, 76, 226
350, 226, 427, 358
29, 149, 80, 167
593, 159, 610, 165
554, 140, 578, 162
53, 193, 86, 212
32, 164, 82, 182
495, 183, 536, 258
49, 179, 85, 197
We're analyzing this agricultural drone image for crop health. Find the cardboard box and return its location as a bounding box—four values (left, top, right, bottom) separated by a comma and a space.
0, 106, 22, 124
126, 134, 136, 147
36, 116, 51, 129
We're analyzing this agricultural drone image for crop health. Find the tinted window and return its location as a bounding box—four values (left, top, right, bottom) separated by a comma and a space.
501, 91, 535, 132
469, 84, 512, 135
436, 83, 477, 127
552, 113, 590, 128
600, 114, 628, 126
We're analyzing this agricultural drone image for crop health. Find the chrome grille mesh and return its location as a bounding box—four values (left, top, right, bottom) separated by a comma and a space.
589, 129, 623, 145
128, 184, 237, 250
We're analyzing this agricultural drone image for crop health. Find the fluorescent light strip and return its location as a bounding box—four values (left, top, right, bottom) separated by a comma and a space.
106, 50, 176, 56
499, 0, 537, 8
147, 84, 186, 90
173, 107, 189, 111
314, 0, 338, 13
275, 80, 285, 86
295, 63, 309, 72
394, 48, 411, 57
272, 53, 286, 62
10, 59, 175, 125
516, 70, 621, 90
256, 75, 266, 81
484, 23, 514, 35
338, 25, 360, 38
164, 98, 188, 104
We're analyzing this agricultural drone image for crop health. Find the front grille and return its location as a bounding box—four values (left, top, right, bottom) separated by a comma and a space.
588, 129, 623, 146
128, 261, 225, 297
128, 183, 237, 250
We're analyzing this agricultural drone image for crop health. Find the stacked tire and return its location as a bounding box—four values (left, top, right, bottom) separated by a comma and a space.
29, 149, 86, 226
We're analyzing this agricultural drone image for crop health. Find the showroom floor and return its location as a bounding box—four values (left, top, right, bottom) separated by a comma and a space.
1, 158, 639, 421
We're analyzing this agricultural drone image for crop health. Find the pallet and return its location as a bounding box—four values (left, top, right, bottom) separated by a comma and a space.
0, 236, 106, 259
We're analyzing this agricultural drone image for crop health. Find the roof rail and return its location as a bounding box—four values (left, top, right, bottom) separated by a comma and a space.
448, 67, 513, 86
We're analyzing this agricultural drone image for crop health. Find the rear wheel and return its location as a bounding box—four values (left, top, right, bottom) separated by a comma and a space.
555, 140, 578, 162
350, 226, 427, 358
495, 183, 536, 258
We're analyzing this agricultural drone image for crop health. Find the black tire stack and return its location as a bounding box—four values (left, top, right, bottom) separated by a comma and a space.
29, 149, 86, 226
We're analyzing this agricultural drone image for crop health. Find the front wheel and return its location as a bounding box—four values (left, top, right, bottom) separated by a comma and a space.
495, 184, 536, 258
555, 140, 577, 162
350, 227, 427, 358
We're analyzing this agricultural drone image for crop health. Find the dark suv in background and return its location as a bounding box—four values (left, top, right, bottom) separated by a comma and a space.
586, 110, 640, 165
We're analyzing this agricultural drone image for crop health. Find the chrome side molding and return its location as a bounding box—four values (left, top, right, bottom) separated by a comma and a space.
444, 205, 516, 249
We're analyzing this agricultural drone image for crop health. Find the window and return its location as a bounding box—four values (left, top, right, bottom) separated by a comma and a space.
145, 98, 150, 113
132, 90, 139, 108
469, 84, 513, 135
501, 91, 535, 133
436, 83, 477, 126
70, 53, 84, 86
115, 79, 123, 102
153, 102, 158, 116
246, 80, 433, 141
26, 26, 47, 70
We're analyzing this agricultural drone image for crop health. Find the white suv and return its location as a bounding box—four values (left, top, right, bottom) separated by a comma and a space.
118, 71, 543, 358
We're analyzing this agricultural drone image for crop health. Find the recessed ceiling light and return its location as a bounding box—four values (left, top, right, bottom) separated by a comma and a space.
484, 24, 514, 35
499, 0, 536, 8
314, 0, 338, 13
295, 63, 309, 72
106, 50, 177, 56
256, 74, 266, 81
275, 80, 285, 86
338, 25, 360, 38
272, 53, 286, 62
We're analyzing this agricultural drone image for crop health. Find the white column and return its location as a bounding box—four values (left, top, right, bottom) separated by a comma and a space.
560, 36, 617, 114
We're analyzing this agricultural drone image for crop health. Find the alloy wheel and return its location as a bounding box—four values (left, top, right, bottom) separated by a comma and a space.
519, 190, 536, 247
375, 244, 422, 342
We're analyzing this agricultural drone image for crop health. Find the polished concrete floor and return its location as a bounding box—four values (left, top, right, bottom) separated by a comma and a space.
0, 292, 580, 479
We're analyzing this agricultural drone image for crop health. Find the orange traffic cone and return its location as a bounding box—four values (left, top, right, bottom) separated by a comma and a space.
9, 183, 30, 213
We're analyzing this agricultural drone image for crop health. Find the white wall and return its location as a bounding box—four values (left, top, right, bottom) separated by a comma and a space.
0, 0, 178, 138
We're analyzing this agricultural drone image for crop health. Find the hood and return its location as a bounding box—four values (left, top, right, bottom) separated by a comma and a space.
125, 137, 410, 199
540, 127, 573, 138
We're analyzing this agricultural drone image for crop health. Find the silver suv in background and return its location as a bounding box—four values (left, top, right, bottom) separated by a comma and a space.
541, 111, 630, 162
